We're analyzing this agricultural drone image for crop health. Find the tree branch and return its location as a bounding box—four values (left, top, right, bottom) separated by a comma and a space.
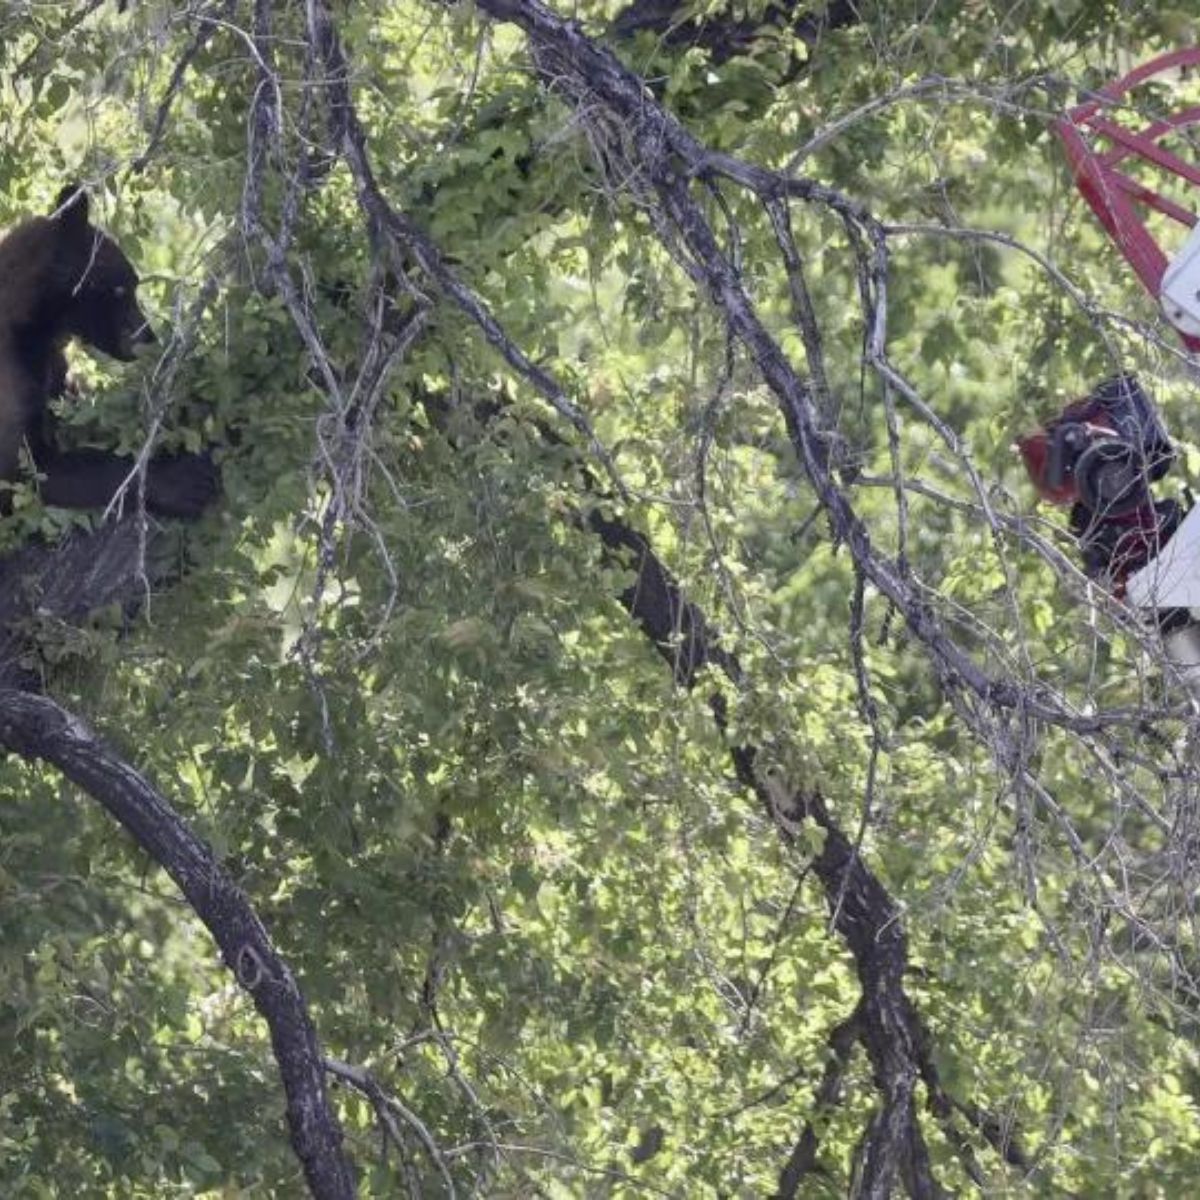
0, 518, 167, 685
775, 1009, 861, 1197
0, 691, 356, 1199
610, 0, 861, 75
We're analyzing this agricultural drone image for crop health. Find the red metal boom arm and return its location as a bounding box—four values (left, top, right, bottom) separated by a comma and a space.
1054, 47, 1200, 350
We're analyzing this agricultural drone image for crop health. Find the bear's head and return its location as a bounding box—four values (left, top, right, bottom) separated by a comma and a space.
49, 184, 156, 362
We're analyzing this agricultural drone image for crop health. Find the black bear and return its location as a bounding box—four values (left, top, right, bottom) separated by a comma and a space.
0, 184, 214, 516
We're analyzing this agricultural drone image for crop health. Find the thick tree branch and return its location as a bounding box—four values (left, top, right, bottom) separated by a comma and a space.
0, 519, 171, 685
611, 0, 861, 74
0, 691, 356, 1199
775, 1009, 861, 1197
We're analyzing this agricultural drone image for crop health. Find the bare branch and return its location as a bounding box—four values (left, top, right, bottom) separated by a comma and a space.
324, 1058, 457, 1196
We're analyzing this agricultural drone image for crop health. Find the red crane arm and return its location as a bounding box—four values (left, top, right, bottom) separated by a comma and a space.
1054, 47, 1200, 350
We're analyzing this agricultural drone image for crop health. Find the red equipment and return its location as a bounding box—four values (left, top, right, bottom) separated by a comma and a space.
1054, 46, 1200, 349
1015, 53, 1200, 592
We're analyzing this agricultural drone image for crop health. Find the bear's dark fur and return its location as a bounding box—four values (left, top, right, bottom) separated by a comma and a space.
0, 184, 214, 516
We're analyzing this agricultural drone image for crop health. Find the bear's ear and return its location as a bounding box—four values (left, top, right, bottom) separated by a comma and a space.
52, 184, 89, 231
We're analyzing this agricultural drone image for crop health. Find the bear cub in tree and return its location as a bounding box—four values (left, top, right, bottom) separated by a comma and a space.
0, 184, 215, 516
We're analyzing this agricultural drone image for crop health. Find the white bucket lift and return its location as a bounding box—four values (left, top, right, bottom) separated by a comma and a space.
1125, 507, 1200, 697
1161, 223, 1200, 340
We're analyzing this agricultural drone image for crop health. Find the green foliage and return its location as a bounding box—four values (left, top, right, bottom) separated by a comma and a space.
1, 0, 1198, 1195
